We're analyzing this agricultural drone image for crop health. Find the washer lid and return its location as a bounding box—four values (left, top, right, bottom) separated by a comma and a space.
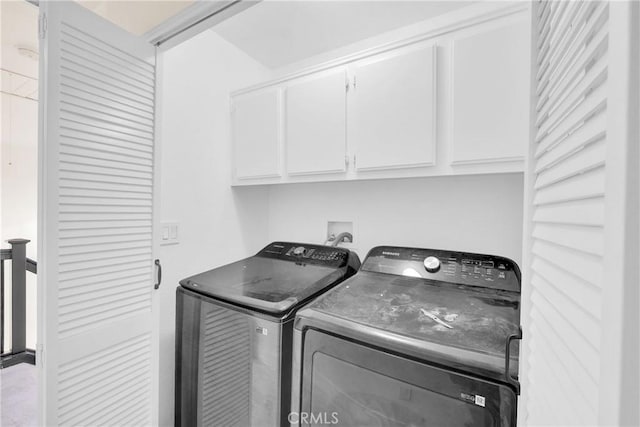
303, 270, 520, 356
296, 269, 521, 381
180, 242, 358, 316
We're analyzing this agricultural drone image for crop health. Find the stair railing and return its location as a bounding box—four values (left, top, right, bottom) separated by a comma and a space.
1, 238, 37, 368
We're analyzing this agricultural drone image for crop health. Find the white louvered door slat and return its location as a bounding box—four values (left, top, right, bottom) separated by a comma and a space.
39, 2, 158, 425
523, 1, 613, 425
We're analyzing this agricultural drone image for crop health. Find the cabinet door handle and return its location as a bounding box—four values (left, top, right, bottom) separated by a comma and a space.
154, 259, 162, 290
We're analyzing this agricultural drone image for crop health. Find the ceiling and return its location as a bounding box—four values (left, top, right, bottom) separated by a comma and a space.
76, 0, 194, 36
0, 0, 195, 81
1, 0, 39, 80
213, 0, 474, 69
0, 0, 474, 82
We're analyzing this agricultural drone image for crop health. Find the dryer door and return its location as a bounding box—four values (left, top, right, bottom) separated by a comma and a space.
298, 329, 517, 427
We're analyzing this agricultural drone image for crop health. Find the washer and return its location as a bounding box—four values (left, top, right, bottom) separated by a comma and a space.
176, 242, 360, 427
291, 246, 521, 426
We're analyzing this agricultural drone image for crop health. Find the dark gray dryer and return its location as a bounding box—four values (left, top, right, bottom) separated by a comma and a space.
175, 242, 360, 427
291, 246, 522, 427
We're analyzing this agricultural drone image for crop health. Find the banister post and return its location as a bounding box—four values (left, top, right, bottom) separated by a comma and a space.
8, 239, 29, 354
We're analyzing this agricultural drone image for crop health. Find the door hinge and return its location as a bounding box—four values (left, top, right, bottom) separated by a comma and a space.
353, 155, 356, 168
345, 75, 350, 92
345, 155, 349, 167
38, 13, 47, 39
353, 75, 357, 90
37, 343, 44, 365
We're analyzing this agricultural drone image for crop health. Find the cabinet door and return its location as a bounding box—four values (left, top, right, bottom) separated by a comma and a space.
232, 90, 281, 180
286, 70, 347, 175
450, 21, 528, 165
351, 44, 436, 171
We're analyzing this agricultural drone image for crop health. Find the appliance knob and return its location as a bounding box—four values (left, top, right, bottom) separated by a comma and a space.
293, 246, 306, 256
424, 256, 441, 273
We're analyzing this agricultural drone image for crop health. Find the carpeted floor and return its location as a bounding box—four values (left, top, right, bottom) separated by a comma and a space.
0, 363, 38, 427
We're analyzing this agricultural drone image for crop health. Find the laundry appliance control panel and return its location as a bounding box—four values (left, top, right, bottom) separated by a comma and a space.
362, 246, 520, 293
258, 242, 349, 267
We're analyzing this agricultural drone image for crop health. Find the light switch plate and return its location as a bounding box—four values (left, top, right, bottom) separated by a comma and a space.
160, 222, 179, 246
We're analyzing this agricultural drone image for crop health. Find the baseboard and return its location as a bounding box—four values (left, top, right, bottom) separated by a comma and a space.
0, 349, 36, 369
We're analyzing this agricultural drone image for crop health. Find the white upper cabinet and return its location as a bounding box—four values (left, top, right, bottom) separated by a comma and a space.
229, 3, 530, 185
232, 89, 281, 180
351, 43, 436, 171
450, 20, 529, 165
285, 69, 348, 176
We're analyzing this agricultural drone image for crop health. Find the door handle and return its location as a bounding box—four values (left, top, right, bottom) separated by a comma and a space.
504, 326, 522, 394
154, 259, 162, 290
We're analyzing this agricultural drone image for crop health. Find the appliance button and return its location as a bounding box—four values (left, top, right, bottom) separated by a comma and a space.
423, 256, 441, 273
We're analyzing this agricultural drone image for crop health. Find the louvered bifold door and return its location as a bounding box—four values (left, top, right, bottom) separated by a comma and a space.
524, 1, 609, 425
38, 2, 159, 425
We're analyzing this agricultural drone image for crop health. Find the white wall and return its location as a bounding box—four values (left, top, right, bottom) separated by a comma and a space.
158, 30, 271, 426
1, 92, 38, 350
267, 174, 524, 265
159, 14, 525, 426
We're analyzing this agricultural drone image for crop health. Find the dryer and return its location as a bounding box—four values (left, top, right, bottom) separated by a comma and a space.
291, 246, 522, 426
176, 242, 360, 427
